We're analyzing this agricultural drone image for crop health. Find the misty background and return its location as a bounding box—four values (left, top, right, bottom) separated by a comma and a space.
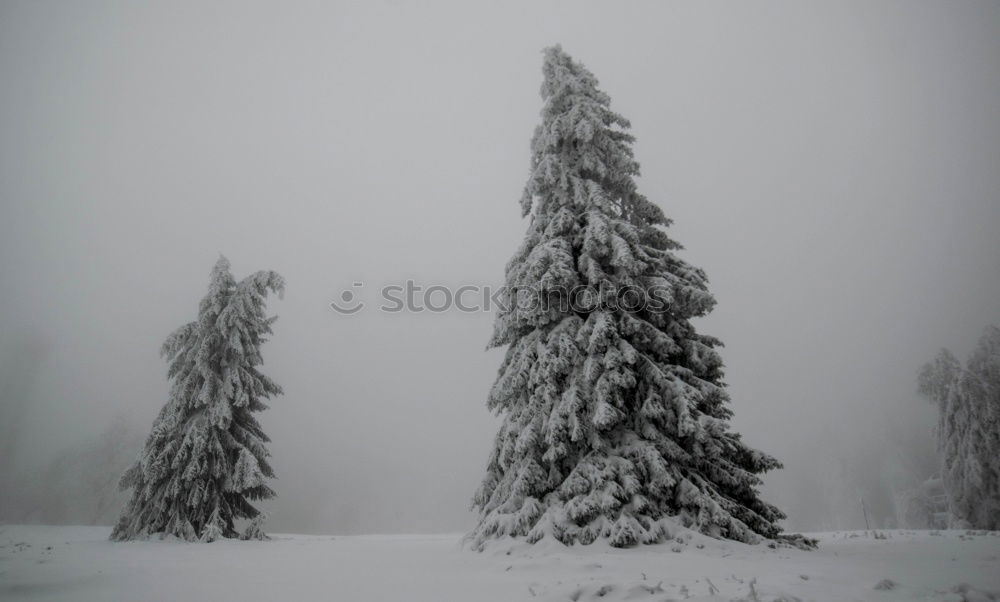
1, 1, 997, 535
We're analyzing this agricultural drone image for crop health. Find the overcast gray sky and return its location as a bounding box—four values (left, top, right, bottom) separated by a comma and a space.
1, 0, 998, 534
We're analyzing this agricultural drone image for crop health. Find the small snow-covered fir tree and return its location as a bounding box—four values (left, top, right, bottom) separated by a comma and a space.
111, 257, 284, 541
919, 325, 1000, 529
469, 46, 785, 549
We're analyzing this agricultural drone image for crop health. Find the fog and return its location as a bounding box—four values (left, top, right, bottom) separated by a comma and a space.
1, 1, 998, 535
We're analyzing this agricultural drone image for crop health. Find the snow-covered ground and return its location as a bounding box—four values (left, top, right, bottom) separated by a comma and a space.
1, 525, 997, 601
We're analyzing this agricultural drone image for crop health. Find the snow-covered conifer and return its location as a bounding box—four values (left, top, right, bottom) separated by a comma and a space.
920, 326, 1000, 529
111, 257, 284, 541
469, 46, 785, 549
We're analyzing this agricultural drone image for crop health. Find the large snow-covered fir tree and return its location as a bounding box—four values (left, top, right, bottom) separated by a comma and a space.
469, 46, 785, 549
919, 325, 1000, 530
112, 257, 284, 542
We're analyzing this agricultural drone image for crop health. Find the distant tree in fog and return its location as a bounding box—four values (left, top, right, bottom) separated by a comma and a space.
112, 257, 284, 542
74, 416, 145, 524
774, 415, 938, 532
0, 332, 49, 518
469, 46, 785, 549
17, 416, 143, 525
919, 325, 1000, 529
